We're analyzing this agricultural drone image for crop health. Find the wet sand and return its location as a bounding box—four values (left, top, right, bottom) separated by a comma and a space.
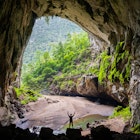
16, 95, 114, 130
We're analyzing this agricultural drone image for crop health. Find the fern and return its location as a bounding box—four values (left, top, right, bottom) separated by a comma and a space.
98, 51, 111, 83
108, 41, 131, 84
109, 106, 131, 120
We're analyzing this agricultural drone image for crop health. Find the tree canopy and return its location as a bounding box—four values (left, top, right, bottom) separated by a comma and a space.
22, 32, 91, 91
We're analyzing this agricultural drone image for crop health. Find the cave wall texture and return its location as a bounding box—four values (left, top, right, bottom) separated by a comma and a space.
0, 0, 140, 126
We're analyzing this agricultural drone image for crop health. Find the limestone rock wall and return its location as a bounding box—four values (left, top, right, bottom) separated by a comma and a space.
0, 0, 140, 125
0, 0, 36, 105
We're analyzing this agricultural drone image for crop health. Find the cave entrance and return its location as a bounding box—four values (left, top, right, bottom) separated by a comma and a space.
1, 0, 139, 131
21, 16, 86, 93
15, 16, 114, 133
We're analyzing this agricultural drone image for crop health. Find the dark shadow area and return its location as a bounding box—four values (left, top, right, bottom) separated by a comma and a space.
0, 124, 140, 140
59, 92, 122, 107
85, 95, 124, 107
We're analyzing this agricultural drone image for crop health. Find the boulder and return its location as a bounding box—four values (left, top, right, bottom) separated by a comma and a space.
66, 128, 82, 140
76, 75, 99, 96
91, 125, 113, 140
39, 127, 53, 139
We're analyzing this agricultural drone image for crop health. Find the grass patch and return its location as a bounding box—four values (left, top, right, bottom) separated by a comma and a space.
62, 114, 108, 130
14, 87, 41, 105
109, 106, 131, 121
131, 124, 140, 134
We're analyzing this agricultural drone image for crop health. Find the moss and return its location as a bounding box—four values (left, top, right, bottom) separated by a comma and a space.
131, 124, 140, 134
108, 41, 131, 84
109, 106, 131, 121
88, 66, 99, 75
92, 41, 131, 85
60, 80, 75, 90
98, 51, 111, 83
60, 81, 67, 90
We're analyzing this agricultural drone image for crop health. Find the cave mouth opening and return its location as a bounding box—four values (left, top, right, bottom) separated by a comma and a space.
1, 1, 140, 137
21, 16, 87, 94
20, 16, 119, 106
20, 16, 119, 105
16, 16, 115, 132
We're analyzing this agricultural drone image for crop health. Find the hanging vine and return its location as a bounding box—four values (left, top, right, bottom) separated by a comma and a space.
97, 41, 131, 85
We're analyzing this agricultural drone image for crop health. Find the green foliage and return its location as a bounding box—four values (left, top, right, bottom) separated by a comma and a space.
98, 51, 111, 83
15, 87, 41, 105
91, 41, 131, 84
22, 32, 90, 90
109, 106, 131, 121
22, 29, 131, 92
131, 124, 140, 134
23, 16, 83, 64
60, 80, 75, 91
108, 41, 131, 84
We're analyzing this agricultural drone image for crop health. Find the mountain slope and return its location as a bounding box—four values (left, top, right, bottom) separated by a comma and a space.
23, 16, 83, 64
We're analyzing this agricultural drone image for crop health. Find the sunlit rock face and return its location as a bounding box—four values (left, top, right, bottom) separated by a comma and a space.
77, 75, 99, 96
0, 0, 140, 125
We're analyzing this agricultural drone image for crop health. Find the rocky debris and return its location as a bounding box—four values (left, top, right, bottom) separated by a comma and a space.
91, 125, 113, 140
0, 107, 9, 126
39, 127, 53, 140
90, 125, 140, 140
0, 124, 140, 140
0, 86, 25, 126
66, 128, 82, 140
91, 117, 127, 133
107, 82, 129, 106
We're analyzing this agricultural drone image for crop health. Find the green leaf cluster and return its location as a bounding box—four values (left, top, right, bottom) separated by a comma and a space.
108, 42, 131, 84
131, 124, 140, 134
22, 36, 131, 92
98, 51, 111, 83
109, 106, 131, 121
22, 32, 91, 90
93, 41, 131, 84
23, 17, 83, 64
14, 87, 41, 105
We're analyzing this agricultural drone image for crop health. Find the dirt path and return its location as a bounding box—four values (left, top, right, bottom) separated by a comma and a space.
16, 95, 114, 130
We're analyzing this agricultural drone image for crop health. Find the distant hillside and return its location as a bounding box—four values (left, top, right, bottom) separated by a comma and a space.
22, 32, 91, 92
23, 16, 83, 64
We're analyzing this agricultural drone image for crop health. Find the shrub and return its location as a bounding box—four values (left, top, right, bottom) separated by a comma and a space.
131, 124, 140, 134
109, 106, 131, 121
22, 32, 90, 91
15, 87, 41, 105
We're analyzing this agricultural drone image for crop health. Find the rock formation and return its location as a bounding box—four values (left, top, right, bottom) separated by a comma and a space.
0, 0, 140, 126
77, 75, 99, 96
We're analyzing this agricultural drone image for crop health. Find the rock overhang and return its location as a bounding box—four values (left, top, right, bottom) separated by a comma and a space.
0, 0, 140, 125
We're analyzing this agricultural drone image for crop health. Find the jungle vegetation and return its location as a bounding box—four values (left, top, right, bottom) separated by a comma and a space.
22, 32, 91, 91
22, 34, 131, 92
20, 16, 131, 105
